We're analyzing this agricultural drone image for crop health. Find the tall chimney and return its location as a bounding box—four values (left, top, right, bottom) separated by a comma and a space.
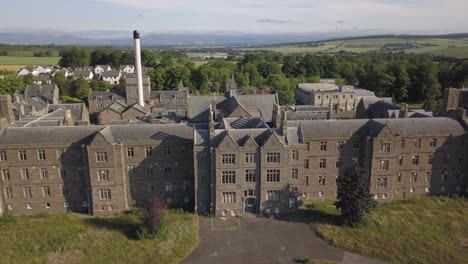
133, 30, 144, 107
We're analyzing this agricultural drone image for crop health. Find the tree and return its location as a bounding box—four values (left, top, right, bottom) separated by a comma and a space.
138, 194, 166, 239
0, 76, 25, 94
335, 167, 377, 226
22, 73, 33, 85
59, 47, 91, 68
70, 77, 89, 99
141, 50, 158, 67
54, 71, 70, 96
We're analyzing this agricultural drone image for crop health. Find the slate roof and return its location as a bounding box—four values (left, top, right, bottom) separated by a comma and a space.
0, 126, 102, 145
32, 75, 50, 82
291, 117, 465, 138
102, 70, 121, 78
89, 91, 126, 101
24, 84, 56, 102
150, 90, 187, 99
236, 94, 277, 122
73, 70, 93, 78
187, 95, 226, 123
100, 124, 193, 143
47, 103, 85, 120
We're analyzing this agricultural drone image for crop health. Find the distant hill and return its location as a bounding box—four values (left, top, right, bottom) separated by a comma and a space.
239, 33, 468, 59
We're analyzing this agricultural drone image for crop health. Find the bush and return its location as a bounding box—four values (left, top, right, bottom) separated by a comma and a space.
0, 214, 17, 225
137, 194, 166, 239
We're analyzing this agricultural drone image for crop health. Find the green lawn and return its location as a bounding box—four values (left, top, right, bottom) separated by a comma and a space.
0, 56, 61, 65
301, 196, 468, 264
0, 210, 199, 264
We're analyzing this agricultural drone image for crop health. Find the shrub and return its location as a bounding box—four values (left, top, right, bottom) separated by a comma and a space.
137, 194, 166, 239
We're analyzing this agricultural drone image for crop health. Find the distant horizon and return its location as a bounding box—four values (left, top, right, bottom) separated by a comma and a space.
1, 0, 467, 34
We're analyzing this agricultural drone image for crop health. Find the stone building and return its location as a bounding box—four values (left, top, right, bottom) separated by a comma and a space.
443, 88, 468, 112
295, 83, 376, 113
0, 116, 466, 217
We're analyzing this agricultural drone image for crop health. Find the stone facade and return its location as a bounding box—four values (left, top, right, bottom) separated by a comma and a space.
0, 117, 466, 217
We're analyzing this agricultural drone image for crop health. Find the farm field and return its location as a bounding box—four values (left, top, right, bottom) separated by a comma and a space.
0, 210, 199, 264
239, 37, 468, 58
0, 56, 61, 65
302, 196, 468, 264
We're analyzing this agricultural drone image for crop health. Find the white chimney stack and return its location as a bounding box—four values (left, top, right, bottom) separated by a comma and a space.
133, 30, 144, 107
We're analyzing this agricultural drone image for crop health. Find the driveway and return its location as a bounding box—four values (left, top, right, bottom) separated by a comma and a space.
181, 212, 387, 264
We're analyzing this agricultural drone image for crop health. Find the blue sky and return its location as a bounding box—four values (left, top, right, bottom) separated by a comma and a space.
1, 0, 467, 34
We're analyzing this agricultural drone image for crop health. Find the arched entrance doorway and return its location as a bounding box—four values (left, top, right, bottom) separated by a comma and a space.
245, 198, 257, 213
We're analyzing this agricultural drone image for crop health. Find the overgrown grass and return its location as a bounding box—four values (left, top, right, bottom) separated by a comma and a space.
0, 210, 198, 264
301, 196, 468, 264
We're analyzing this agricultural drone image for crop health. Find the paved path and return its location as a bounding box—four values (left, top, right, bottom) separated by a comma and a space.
181, 213, 387, 264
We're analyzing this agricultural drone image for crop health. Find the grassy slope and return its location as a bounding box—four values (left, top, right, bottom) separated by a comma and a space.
0, 210, 198, 264
240, 37, 468, 58
302, 196, 468, 264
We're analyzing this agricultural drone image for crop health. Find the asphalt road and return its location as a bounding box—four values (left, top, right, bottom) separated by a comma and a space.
181, 213, 387, 264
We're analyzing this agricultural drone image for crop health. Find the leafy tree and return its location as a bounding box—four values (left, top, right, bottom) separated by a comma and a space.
59, 47, 91, 68
142, 50, 158, 67
335, 167, 377, 227
70, 77, 89, 99
165, 65, 191, 89
137, 194, 166, 239
91, 48, 111, 66
0, 76, 25, 94
89, 79, 112, 91
54, 71, 70, 96
22, 73, 33, 85
387, 60, 410, 101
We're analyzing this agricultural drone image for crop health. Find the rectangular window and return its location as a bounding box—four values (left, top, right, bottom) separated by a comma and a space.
165, 183, 173, 192
430, 138, 437, 148
319, 159, 327, 169
458, 156, 464, 165
441, 170, 448, 181
42, 186, 51, 197
21, 168, 29, 180
397, 173, 402, 182
37, 150, 46, 160
222, 192, 236, 203
410, 187, 415, 193
376, 178, 387, 188
335, 159, 342, 168
163, 146, 171, 155
244, 189, 255, 196
164, 167, 171, 174
320, 142, 327, 151
304, 159, 309, 169
245, 169, 256, 182
128, 165, 135, 175
426, 172, 431, 182
245, 153, 255, 163
0, 151, 7, 161
414, 139, 421, 148
266, 190, 280, 201
318, 176, 325, 185
266, 152, 280, 163
97, 170, 110, 181
379, 143, 391, 153
145, 146, 152, 156
428, 155, 433, 164
56, 149, 64, 160
4, 187, 13, 199
19, 150, 27, 161
99, 189, 111, 200
127, 147, 134, 157
146, 166, 153, 175
442, 154, 450, 163
337, 141, 344, 150
378, 160, 389, 171
291, 168, 299, 179
352, 157, 359, 166
353, 141, 360, 149
200, 174, 208, 182
2, 169, 10, 181
96, 152, 108, 162
412, 156, 419, 165
221, 154, 235, 165
59, 168, 67, 179
221, 171, 236, 184
410, 172, 418, 182
23, 187, 32, 198
401, 139, 405, 148
291, 150, 299, 160
398, 156, 404, 166
266, 169, 280, 182
40, 168, 48, 179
